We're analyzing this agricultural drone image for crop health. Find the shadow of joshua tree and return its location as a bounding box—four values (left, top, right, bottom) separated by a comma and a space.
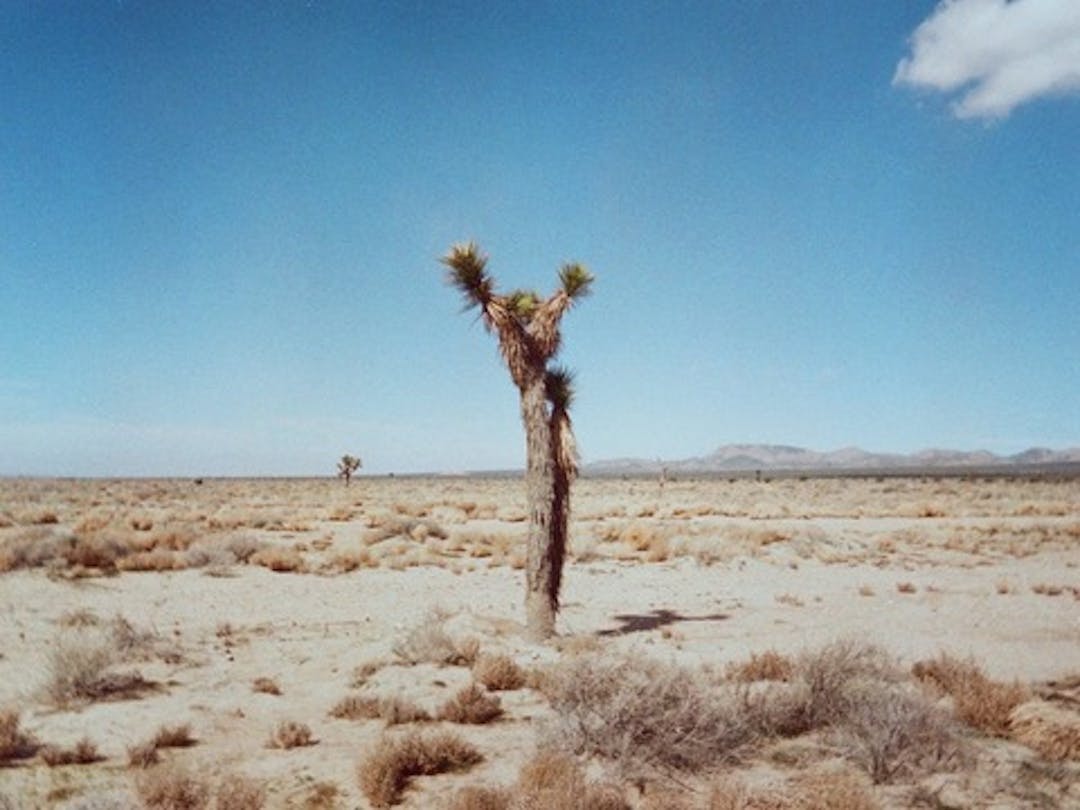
596, 608, 730, 637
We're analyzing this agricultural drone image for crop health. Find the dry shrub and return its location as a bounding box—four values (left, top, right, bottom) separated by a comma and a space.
331, 548, 376, 572
299, 781, 340, 809
790, 641, 900, 732
381, 697, 433, 726
116, 549, 188, 572
704, 775, 786, 810
727, 651, 795, 683
831, 683, 964, 783
1032, 583, 1065, 596
59, 608, 102, 627
331, 694, 431, 725
109, 614, 164, 659
542, 653, 759, 773
136, 765, 211, 810
357, 730, 482, 807
912, 653, 1029, 736
153, 723, 196, 749
473, 654, 526, 691
0, 709, 38, 762
446, 785, 511, 810
0, 528, 75, 571
226, 536, 264, 563
438, 683, 503, 725
64, 533, 131, 570
216, 774, 266, 810
252, 677, 282, 696
545, 642, 961, 785
39, 737, 101, 766
128, 740, 161, 768
267, 720, 316, 749
250, 547, 306, 572
351, 659, 388, 687
130, 515, 154, 531
789, 764, 879, 810
330, 694, 382, 720
1009, 700, 1080, 761
393, 611, 478, 666
514, 750, 629, 809
45, 633, 114, 705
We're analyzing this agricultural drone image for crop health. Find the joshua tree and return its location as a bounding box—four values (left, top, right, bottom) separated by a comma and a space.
337, 454, 361, 485
443, 242, 592, 639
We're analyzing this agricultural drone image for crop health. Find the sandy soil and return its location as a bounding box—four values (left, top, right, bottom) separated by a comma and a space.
0, 475, 1078, 808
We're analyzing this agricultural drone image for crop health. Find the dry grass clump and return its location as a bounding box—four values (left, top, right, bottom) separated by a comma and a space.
447, 753, 629, 810
298, 781, 340, 810
136, 765, 212, 809
330, 694, 382, 720
252, 677, 282, 696
703, 774, 807, 810
445, 785, 512, 810
472, 654, 526, 691
727, 650, 795, 683
357, 730, 482, 807
437, 683, 503, 725
366, 517, 448, 545
225, 535, 265, 563
788, 764, 879, 810
0, 709, 39, 762
63, 533, 133, 571
39, 737, 102, 766
116, 548, 188, 572
330, 548, 377, 572
0, 529, 71, 571
351, 659, 390, 687
250, 546, 306, 573
912, 653, 1029, 736
45, 631, 155, 706
152, 723, 196, 749
45, 617, 168, 708
59, 608, 102, 627
136, 766, 261, 810
215, 774, 267, 810
513, 750, 629, 809
1009, 700, 1080, 761
393, 611, 479, 666
267, 720, 317, 749
128, 739, 161, 768
330, 694, 431, 725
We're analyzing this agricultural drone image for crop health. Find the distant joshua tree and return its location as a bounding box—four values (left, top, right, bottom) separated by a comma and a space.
337, 454, 361, 486
443, 242, 593, 640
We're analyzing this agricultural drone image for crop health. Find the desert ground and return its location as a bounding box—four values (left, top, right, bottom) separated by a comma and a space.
1, 474, 1078, 809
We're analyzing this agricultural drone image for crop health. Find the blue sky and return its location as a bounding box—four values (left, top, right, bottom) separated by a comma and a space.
2, 1, 1078, 476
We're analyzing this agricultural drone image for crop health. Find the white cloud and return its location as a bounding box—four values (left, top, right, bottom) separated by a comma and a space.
894, 0, 1080, 119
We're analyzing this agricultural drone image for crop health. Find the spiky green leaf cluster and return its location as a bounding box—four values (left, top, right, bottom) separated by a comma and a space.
559, 263, 594, 300
507, 289, 540, 322
442, 242, 493, 310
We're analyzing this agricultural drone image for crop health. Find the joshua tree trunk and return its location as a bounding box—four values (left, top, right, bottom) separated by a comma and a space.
443, 242, 592, 640
521, 376, 557, 639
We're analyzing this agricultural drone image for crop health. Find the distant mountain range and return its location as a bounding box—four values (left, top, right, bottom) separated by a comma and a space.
585, 444, 1080, 475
